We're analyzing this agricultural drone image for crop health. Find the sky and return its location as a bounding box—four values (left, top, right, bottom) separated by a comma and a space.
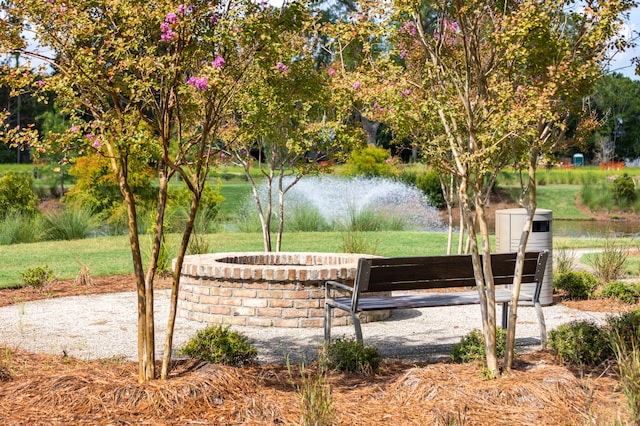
606, 6, 639, 80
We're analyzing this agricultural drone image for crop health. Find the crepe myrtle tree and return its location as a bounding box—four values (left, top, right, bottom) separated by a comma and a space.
343, 0, 634, 376
220, 3, 361, 252
0, 0, 291, 381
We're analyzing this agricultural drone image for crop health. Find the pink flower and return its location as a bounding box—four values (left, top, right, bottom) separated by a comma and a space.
59, 5, 67, 12
516, 85, 523, 93
165, 12, 178, 24
373, 102, 379, 109
93, 139, 101, 149
327, 67, 336, 76
400, 49, 407, 59
177, 4, 187, 15
161, 30, 177, 42
210, 13, 218, 25
451, 21, 459, 31
353, 81, 361, 89
70, 125, 79, 133
401, 88, 411, 98
188, 76, 209, 91
85, 133, 93, 140
212, 56, 225, 68
36, 80, 45, 88
160, 22, 171, 32
276, 62, 288, 72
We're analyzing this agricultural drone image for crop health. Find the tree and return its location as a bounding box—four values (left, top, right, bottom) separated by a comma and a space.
347, 0, 634, 376
221, 3, 356, 252
0, 0, 284, 381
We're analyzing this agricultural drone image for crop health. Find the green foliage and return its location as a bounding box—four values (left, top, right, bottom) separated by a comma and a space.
450, 328, 507, 364
553, 271, 598, 300
288, 360, 334, 426
0, 212, 46, 245
581, 182, 616, 212
553, 247, 576, 276
341, 230, 379, 254
547, 320, 611, 367
415, 170, 446, 208
324, 337, 382, 374
587, 240, 629, 284
187, 233, 209, 255
605, 311, 640, 348
166, 182, 224, 234
286, 205, 329, 232
20, 265, 55, 290
612, 173, 636, 201
43, 204, 99, 240
344, 145, 394, 178
0, 172, 39, 219
610, 332, 640, 423
179, 325, 257, 367
601, 281, 640, 304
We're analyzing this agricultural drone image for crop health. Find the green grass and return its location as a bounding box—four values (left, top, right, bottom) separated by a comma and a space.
217, 180, 254, 222
535, 185, 593, 220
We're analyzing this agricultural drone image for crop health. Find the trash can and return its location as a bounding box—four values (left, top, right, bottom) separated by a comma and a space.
495, 208, 553, 305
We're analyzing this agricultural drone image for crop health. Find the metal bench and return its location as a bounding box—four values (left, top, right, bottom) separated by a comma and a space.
324, 251, 549, 344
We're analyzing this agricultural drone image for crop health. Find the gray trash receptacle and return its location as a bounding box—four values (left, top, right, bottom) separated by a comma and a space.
495, 208, 553, 305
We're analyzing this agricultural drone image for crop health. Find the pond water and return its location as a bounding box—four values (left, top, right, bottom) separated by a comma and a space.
552, 220, 640, 238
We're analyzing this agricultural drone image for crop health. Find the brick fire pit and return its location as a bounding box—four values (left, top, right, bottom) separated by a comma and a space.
177, 252, 389, 328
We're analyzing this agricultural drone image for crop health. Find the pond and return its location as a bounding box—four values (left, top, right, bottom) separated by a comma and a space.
553, 220, 640, 238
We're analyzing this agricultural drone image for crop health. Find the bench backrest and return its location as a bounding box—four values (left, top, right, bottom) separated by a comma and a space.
355, 251, 548, 293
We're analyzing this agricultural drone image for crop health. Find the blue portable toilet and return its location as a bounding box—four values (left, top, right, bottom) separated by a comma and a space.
572, 153, 584, 167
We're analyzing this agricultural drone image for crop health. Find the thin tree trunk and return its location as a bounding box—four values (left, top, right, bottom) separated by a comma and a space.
161, 194, 199, 379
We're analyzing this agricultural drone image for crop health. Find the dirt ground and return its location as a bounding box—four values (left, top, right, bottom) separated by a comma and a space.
0, 275, 636, 425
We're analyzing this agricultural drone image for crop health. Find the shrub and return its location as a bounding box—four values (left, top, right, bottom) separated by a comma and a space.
20, 265, 56, 290
605, 311, 640, 348
587, 240, 629, 284
601, 281, 640, 304
0, 172, 40, 219
0, 212, 46, 245
415, 170, 445, 208
43, 204, 98, 240
612, 173, 636, 201
288, 360, 334, 426
344, 145, 394, 178
187, 232, 209, 255
287, 204, 329, 232
179, 325, 257, 366
547, 320, 611, 366
450, 328, 507, 364
553, 271, 598, 300
554, 247, 576, 276
324, 337, 382, 374
341, 230, 379, 255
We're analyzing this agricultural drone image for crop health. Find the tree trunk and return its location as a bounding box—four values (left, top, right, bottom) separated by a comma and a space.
161, 193, 199, 379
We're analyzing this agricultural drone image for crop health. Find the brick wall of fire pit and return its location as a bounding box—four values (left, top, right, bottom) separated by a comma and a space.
176, 252, 389, 328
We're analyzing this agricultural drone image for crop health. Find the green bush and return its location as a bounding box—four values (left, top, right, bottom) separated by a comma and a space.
553, 247, 576, 276
20, 265, 55, 290
287, 204, 329, 232
587, 240, 629, 284
0, 212, 46, 245
605, 311, 640, 347
601, 281, 640, 304
179, 325, 257, 366
43, 204, 99, 240
0, 172, 40, 219
324, 337, 382, 374
547, 320, 611, 366
415, 170, 445, 208
553, 271, 598, 300
450, 328, 507, 364
612, 173, 636, 201
344, 145, 394, 178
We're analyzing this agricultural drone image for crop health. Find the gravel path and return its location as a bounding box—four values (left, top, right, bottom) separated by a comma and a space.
0, 289, 612, 364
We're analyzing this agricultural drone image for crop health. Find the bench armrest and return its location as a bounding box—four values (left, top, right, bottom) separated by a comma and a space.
325, 280, 353, 301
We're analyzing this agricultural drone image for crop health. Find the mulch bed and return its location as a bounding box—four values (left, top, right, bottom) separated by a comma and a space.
0, 275, 635, 424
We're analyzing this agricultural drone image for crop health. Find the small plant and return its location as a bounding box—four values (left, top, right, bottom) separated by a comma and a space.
74, 264, 94, 287
547, 320, 611, 367
341, 230, 379, 254
187, 232, 209, 255
287, 204, 329, 232
554, 247, 576, 276
288, 359, 334, 426
611, 333, 640, 423
20, 265, 55, 290
601, 281, 640, 304
415, 170, 445, 208
324, 337, 382, 374
611, 173, 636, 202
43, 204, 98, 240
553, 270, 598, 300
587, 239, 629, 284
179, 324, 257, 366
450, 328, 507, 364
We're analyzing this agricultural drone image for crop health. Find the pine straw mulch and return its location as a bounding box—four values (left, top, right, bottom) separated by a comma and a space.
0, 276, 636, 424
0, 348, 631, 425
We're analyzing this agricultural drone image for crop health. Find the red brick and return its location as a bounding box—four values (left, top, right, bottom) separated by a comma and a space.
308, 308, 325, 318
192, 286, 211, 295
233, 289, 257, 298
272, 318, 301, 327
284, 290, 310, 299
222, 316, 247, 326
210, 287, 233, 297
256, 308, 283, 317
243, 298, 268, 308
257, 290, 284, 299
269, 299, 293, 308
233, 307, 256, 316
218, 297, 243, 307
300, 318, 324, 328
200, 295, 219, 305
209, 306, 231, 315
293, 299, 320, 309
283, 309, 307, 318
245, 282, 269, 290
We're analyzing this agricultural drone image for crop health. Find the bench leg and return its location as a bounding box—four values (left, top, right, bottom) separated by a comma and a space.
352, 312, 363, 343
324, 304, 332, 343
534, 301, 547, 344
501, 302, 509, 329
